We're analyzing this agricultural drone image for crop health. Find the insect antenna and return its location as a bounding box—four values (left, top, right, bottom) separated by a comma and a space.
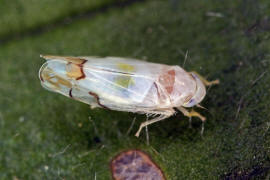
182, 50, 189, 68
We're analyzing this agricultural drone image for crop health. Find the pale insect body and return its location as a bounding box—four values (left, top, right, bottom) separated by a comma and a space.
39, 55, 219, 137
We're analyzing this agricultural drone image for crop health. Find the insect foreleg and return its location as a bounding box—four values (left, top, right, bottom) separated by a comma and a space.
177, 107, 206, 135
177, 107, 206, 122
190, 71, 219, 86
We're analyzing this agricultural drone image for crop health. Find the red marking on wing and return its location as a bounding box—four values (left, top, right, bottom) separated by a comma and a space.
159, 69, 175, 94
39, 69, 44, 82
76, 59, 87, 80
88, 91, 109, 109
69, 88, 73, 98
153, 82, 161, 98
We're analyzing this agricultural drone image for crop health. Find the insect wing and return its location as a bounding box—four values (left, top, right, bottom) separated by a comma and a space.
82, 56, 169, 75
39, 59, 100, 108
78, 58, 165, 110
39, 56, 174, 111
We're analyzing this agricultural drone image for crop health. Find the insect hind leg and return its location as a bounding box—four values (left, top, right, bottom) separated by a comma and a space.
135, 115, 169, 137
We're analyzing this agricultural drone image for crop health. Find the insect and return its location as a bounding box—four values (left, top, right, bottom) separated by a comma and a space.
39, 55, 219, 137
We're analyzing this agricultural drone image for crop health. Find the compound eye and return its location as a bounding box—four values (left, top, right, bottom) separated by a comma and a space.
186, 98, 196, 107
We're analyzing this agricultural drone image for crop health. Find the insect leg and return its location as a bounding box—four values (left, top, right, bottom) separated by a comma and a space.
190, 71, 219, 86
178, 107, 206, 135
135, 115, 170, 137
177, 107, 206, 122
189, 117, 192, 128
